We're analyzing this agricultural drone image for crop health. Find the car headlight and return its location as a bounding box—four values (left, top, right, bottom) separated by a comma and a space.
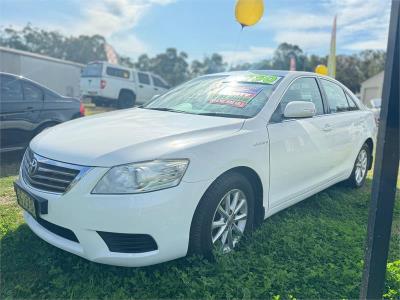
92, 159, 189, 194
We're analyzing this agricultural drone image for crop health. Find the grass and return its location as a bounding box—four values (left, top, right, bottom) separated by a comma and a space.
1, 160, 399, 299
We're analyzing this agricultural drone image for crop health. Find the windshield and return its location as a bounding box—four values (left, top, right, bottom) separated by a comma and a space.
142, 74, 281, 118
81, 63, 103, 77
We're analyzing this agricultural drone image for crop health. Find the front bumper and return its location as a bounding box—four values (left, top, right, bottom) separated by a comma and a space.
17, 167, 212, 267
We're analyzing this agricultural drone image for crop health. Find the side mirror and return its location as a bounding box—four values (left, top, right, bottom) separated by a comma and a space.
284, 101, 316, 118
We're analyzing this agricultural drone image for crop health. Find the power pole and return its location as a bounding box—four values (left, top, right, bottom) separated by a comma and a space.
360, 0, 400, 299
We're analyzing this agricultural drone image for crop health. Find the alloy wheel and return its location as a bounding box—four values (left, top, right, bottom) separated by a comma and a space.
355, 149, 368, 185
211, 189, 248, 253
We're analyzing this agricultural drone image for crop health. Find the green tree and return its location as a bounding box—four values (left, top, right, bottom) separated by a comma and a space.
336, 54, 364, 92
134, 54, 152, 71
272, 43, 306, 71
0, 24, 107, 64
357, 50, 385, 79
149, 48, 190, 86
304, 54, 327, 72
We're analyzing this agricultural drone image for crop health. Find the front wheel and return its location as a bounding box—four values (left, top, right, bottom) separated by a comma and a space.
347, 143, 370, 188
189, 172, 254, 257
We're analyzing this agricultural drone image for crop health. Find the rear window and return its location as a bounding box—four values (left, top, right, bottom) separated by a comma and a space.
138, 72, 151, 85
22, 82, 43, 101
106, 67, 130, 79
81, 63, 103, 77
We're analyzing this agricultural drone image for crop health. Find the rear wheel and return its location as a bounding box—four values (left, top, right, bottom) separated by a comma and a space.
347, 143, 370, 188
117, 91, 135, 109
189, 172, 254, 256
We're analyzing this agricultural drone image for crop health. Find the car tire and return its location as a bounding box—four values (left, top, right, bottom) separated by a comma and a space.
189, 172, 255, 257
118, 91, 135, 109
346, 143, 370, 188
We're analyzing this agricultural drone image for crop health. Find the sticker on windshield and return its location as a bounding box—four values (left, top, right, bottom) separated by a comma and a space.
227, 74, 281, 85
208, 85, 263, 108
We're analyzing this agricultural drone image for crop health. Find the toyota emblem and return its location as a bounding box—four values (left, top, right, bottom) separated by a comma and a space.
28, 158, 38, 176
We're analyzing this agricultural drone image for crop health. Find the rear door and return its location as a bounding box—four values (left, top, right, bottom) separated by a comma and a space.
267, 77, 333, 208
319, 78, 364, 177
0, 75, 42, 150
136, 72, 154, 104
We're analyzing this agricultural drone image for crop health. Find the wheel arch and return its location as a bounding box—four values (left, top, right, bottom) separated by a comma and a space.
119, 89, 136, 99
191, 166, 265, 229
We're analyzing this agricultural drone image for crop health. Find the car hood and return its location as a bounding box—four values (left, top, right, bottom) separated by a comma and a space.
30, 108, 245, 167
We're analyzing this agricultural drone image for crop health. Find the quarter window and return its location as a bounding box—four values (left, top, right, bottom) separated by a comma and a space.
151, 76, 169, 89
138, 72, 151, 85
106, 67, 130, 79
345, 93, 359, 111
22, 82, 43, 101
321, 79, 350, 113
271, 77, 324, 122
152, 76, 167, 88
0, 75, 23, 101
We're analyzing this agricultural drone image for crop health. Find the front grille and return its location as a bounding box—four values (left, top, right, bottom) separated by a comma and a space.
98, 231, 158, 253
37, 217, 79, 243
21, 149, 88, 193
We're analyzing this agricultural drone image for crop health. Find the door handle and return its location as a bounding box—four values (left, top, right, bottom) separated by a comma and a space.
26, 106, 34, 110
322, 124, 333, 132
139, 85, 143, 88
154, 88, 158, 91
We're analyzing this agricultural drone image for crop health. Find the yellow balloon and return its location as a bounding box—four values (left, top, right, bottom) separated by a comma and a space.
315, 64, 328, 75
235, 0, 264, 27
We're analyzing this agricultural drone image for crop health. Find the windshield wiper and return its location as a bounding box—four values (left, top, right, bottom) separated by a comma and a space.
196, 112, 250, 119
142, 107, 189, 114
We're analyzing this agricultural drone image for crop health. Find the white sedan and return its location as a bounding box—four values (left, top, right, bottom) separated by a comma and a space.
14, 71, 376, 267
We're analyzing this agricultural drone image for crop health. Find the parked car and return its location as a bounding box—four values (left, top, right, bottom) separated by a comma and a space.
14, 70, 376, 267
368, 98, 381, 122
80, 61, 170, 108
0, 72, 84, 153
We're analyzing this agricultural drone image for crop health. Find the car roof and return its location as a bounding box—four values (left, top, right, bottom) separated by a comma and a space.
0, 72, 62, 96
203, 70, 317, 78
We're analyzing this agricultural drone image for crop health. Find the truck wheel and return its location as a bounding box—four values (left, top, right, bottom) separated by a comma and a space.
118, 91, 135, 109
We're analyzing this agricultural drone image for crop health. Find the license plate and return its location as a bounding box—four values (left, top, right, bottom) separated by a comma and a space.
88, 91, 97, 95
15, 185, 37, 218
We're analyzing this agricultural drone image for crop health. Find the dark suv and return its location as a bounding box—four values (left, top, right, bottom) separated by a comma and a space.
0, 73, 85, 153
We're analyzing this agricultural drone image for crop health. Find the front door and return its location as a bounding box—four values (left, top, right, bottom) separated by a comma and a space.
267, 77, 332, 209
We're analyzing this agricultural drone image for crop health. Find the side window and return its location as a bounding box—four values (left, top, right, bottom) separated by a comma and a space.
345, 93, 359, 111
106, 67, 130, 79
271, 77, 324, 122
22, 82, 43, 101
0, 75, 23, 101
138, 72, 151, 85
151, 76, 169, 89
321, 79, 350, 113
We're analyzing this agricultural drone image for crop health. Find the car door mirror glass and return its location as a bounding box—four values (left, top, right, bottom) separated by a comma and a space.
284, 101, 316, 118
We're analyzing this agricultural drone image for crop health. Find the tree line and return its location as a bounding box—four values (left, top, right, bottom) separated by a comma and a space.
0, 25, 385, 93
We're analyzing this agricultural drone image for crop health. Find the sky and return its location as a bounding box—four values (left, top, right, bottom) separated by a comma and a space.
0, 0, 392, 64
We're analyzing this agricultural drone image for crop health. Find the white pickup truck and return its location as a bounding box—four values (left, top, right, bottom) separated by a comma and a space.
80, 62, 170, 108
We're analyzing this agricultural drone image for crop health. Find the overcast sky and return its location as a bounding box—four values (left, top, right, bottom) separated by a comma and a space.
0, 0, 391, 64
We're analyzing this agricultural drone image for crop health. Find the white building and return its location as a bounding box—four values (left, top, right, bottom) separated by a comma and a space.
0, 46, 84, 98
359, 71, 384, 105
